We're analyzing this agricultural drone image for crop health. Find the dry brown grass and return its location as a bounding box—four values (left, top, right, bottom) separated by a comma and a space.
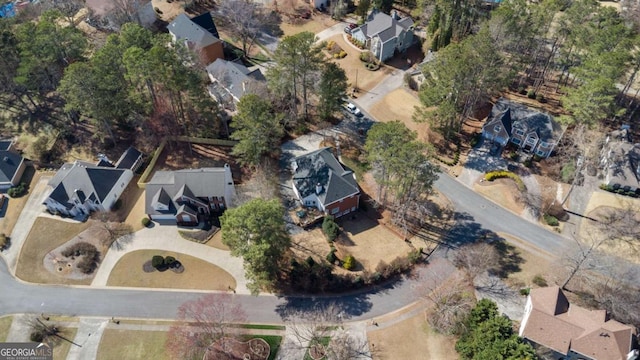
97, 329, 168, 360
16, 217, 92, 285
0, 316, 12, 342
370, 88, 429, 141
473, 179, 525, 215
204, 231, 230, 251
325, 34, 394, 93
280, 14, 337, 37
106, 250, 236, 291
53, 327, 77, 360
120, 183, 146, 232
498, 233, 558, 288
367, 312, 458, 360
0, 167, 40, 237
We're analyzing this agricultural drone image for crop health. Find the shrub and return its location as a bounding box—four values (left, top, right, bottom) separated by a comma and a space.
0, 233, 8, 250
338, 50, 347, 58
326, 249, 337, 264
536, 93, 546, 103
484, 171, 526, 191
141, 217, 151, 227
408, 248, 422, 264
520, 288, 531, 296
322, 216, 339, 241
152, 255, 165, 269
165, 256, 176, 264
532, 274, 548, 287
543, 214, 559, 226
527, 90, 536, 99
325, 40, 335, 50
7, 182, 26, 198
305, 256, 316, 268
561, 162, 576, 183
62, 242, 100, 274
343, 255, 355, 270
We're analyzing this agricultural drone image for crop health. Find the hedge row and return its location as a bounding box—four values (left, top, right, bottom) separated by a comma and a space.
599, 184, 640, 198
485, 171, 526, 191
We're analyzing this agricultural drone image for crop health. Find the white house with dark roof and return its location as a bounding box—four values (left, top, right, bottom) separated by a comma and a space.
0, 139, 27, 190
291, 148, 360, 218
144, 165, 236, 224
44, 148, 143, 217
482, 98, 563, 158
350, 10, 415, 62
206, 59, 266, 111
600, 128, 640, 192
520, 286, 638, 360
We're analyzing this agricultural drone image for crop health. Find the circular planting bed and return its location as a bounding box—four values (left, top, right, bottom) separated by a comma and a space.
204, 337, 270, 360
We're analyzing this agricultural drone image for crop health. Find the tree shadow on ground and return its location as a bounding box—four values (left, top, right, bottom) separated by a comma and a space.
490, 239, 523, 279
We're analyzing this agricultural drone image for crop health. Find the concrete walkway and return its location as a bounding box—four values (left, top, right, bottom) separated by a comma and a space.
315, 21, 348, 43
352, 68, 406, 112
66, 318, 108, 360
91, 224, 249, 294
2, 176, 52, 275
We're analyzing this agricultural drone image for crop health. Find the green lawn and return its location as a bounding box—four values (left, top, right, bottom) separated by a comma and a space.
303, 336, 331, 360
97, 329, 168, 360
0, 316, 13, 342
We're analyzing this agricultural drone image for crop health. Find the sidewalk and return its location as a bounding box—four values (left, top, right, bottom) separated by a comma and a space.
91, 224, 250, 294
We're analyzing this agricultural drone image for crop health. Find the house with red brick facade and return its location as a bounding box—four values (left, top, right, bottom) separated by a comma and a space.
291, 148, 360, 218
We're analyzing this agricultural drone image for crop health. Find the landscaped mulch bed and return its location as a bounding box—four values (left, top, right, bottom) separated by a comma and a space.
204, 337, 270, 360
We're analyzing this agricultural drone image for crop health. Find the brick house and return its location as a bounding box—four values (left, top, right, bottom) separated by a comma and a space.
291, 148, 360, 218
144, 165, 236, 225
482, 98, 563, 158
168, 12, 223, 65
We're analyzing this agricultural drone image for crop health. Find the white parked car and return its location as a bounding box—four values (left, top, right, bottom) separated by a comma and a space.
346, 102, 362, 116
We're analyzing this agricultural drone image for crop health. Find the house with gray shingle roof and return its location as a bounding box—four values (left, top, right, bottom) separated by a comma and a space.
0, 140, 27, 190
144, 165, 236, 224
482, 98, 563, 158
291, 148, 360, 218
206, 59, 266, 111
519, 286, 638, 360
168, 12, 223, 64
44, 148, 143, 217
350, 10, 415, 62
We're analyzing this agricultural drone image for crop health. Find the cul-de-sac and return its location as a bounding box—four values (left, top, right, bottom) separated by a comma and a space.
0, 0, 639, 359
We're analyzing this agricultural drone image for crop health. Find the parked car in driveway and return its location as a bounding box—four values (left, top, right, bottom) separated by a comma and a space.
344, 23, 357, 34
345, 102, 362, 117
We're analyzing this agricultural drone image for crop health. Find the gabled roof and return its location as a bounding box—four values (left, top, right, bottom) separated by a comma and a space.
0, 140, 25, 186
168, 13, 221, 49
483, 107, 513, 137
206, 59, 266, 102
604, 139, 640, 189
145, 167, 232, 216
47, 161, 129, 206
115, 146, 143, 170
490, 98, 562, 142
359, 10, 414, 42
521, 286, 636, 360
292, 148, 359, 206
190, 12, 219, 39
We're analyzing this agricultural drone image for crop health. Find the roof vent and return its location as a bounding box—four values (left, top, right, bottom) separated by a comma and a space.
315, 183, 323, 195
2, 156, 8, 162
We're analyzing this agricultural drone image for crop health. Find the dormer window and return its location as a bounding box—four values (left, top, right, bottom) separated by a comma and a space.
494, 125, 501, 132
515, 129, 524, 136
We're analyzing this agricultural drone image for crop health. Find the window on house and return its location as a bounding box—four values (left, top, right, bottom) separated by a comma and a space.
515, 129, 524, 136
540, 141, 549, 147
526, 137, 536, 144
331, 207, 340, 214
536, 150, 545, 157
494, 125, 501, 132
511, 138, 521, 145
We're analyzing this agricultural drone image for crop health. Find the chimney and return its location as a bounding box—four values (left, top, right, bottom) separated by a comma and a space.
242, 81, 246, 94
392, 10, 400, 20
315, 183, 323, 195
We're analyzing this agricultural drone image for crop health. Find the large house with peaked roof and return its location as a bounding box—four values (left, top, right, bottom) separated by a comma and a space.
350, 10, 415, 62
519, 286, 638, 360
482, 98, 563, 158
144, 165, 236, 224
600, 128, 640, 192
291, 148, 360, 218
168, 12, 223, 64
0, 140, 27, 190
44, 148, 143, 217
206, 59, 266, 111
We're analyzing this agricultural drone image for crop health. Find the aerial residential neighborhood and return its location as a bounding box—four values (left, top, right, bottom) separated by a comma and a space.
1, 0, 640, 359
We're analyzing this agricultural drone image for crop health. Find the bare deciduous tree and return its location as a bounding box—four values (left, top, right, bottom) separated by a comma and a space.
94, 213, 134, 250
44, 0, 86, 26
166, 293, 247, 359
452, 242, 500, 281
216, 0, 271, 56
417, 271, 475, 335
283, 304, 375, 360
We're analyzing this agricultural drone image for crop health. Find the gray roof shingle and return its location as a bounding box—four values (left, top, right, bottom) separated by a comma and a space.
47, 161, 129, 206
359, 11, 413, 42
168, 13, 220, 49
206, 59, 266, 102
292, 148, 359, 206
0, 145, 25, 186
